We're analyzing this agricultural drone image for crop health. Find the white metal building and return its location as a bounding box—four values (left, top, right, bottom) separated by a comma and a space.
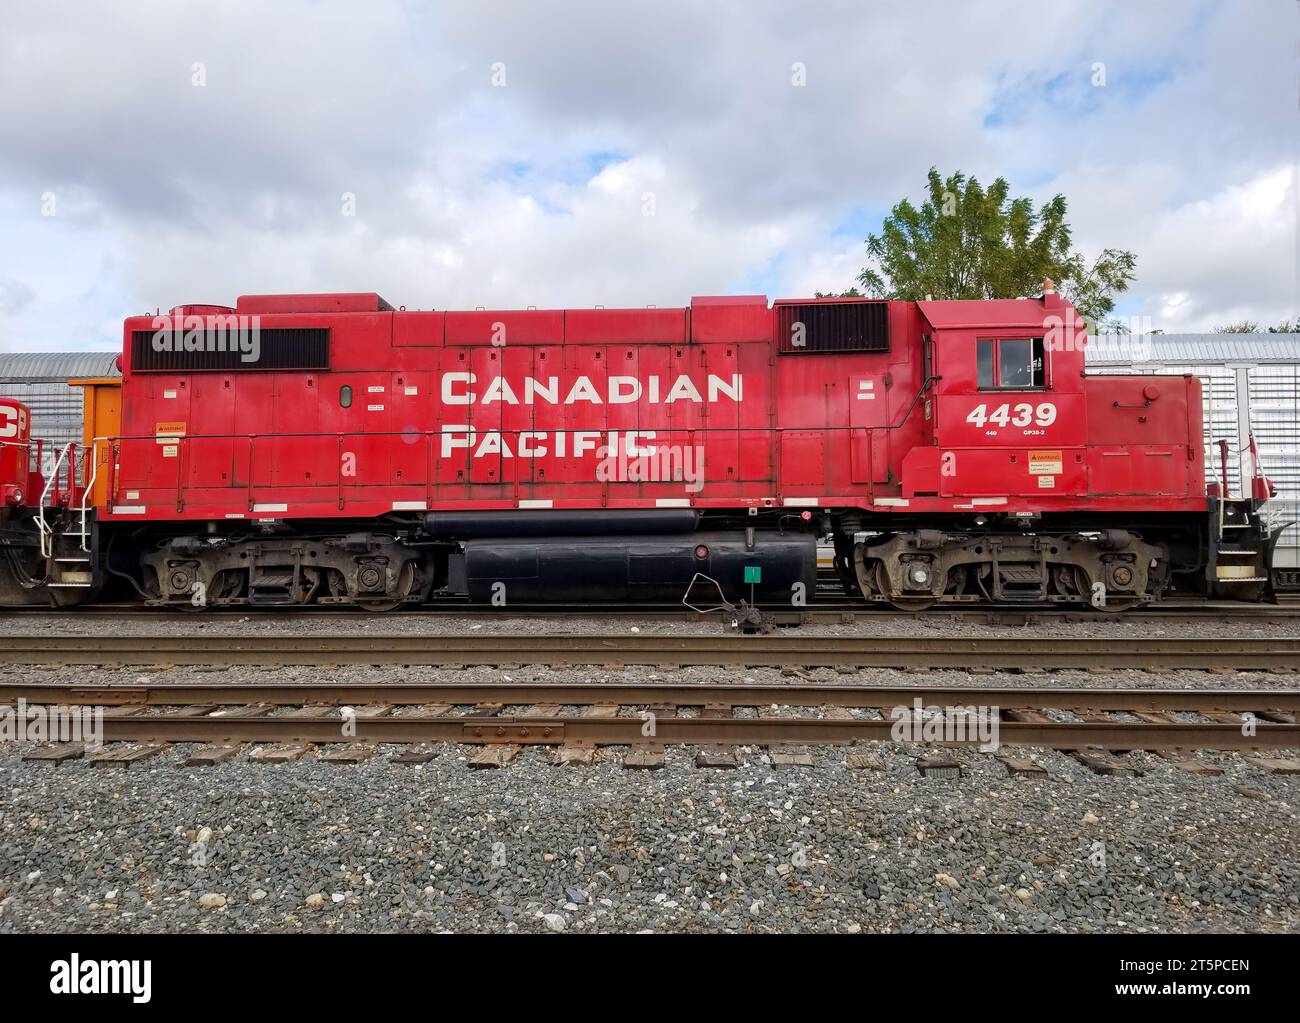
0, 351, 120, 477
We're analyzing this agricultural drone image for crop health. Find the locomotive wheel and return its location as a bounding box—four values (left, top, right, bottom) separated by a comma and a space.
878, 563, 936, 612
355, 560, 417, 613
179, 569, 244, 610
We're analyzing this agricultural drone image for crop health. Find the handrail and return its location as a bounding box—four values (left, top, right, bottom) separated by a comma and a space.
80, 438, 108, 552
36, 441, 75, 558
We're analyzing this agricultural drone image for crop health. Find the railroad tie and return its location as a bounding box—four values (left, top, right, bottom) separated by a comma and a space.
90, 743, 166, 769
770, 748, 814, 770
582, 703, 619, 718
351, 704, 394, 718
209, 703, 274, 718
282, 704, 333, 719
180, 744, 243, 767
22, 745, 85, 766
695, 746, 738, 769
248, 743, 311, 763
998, 754, 1048, 778
1244, 756, 1300, 775
553, 745, 597, 767
623, 745, 665, 770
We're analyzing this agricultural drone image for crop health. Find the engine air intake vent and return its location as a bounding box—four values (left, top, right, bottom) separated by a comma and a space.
776, 301, 889, 354
130, 327, 330, 372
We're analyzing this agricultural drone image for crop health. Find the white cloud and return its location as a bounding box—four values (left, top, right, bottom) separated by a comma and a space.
0, 0, 1295, 347
1115, 165, 1295, 331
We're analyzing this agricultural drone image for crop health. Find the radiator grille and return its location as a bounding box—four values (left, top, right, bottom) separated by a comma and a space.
777, 301, 889, 354
130, 328, 329, 372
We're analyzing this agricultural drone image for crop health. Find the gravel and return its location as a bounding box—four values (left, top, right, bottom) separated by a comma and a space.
5, 660, 1300, 694
2, 611, 1297, 933
1, 727, 1297, 933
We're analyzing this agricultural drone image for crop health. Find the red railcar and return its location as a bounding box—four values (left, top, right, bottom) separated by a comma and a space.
2, 286, 1280, 610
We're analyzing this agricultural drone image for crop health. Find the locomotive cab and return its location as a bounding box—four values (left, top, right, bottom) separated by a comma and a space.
850, 283, 1208, 609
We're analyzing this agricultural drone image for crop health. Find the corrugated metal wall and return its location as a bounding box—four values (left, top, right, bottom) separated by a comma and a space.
1249, 363, 1299, 560
0, 352, 120, 480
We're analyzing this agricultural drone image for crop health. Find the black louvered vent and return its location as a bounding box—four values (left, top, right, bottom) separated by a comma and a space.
776, 301, 889, 354
130, 327, 330, 372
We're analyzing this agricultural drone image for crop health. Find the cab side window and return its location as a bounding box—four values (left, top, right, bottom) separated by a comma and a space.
978, 338, 1045, 389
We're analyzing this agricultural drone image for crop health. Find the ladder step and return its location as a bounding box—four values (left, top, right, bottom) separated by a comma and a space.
1216, 576, 1268, 583
54, 557, 92, 563
48, 582, 93, 588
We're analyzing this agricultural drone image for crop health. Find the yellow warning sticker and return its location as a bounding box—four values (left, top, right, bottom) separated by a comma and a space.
1028, 450, 1063, 475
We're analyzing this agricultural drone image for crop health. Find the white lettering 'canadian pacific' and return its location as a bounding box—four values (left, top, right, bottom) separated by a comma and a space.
443, 427, 626, 459
439, 373, 742, 406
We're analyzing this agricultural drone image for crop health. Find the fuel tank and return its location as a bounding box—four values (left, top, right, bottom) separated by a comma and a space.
460, 530, 815, 604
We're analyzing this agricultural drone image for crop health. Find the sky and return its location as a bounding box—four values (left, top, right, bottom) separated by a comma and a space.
0, 0, 1296, 352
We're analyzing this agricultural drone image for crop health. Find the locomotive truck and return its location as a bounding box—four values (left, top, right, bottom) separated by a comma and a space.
0, 283, 1281, 611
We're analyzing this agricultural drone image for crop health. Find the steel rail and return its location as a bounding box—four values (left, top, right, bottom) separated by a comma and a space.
34, 713, 1300, 751
3, 634, 1300, 669
6, 681, 1298, 713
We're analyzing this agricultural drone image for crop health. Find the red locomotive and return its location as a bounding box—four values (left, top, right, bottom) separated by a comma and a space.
0, 284, 1281, 610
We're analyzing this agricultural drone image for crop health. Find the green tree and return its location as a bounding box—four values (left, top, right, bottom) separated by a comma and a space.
856, 167, 1137, 325
814, 287, 863, 298
1214, 320, 1260, 333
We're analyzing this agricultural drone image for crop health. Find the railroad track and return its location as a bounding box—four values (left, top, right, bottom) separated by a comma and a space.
3, 598, 1300, 626
3, 634, 1300, 670
3, 681, 1298, 753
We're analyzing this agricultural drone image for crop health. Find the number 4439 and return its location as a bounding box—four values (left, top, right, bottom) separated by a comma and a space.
965, 402, 1057, 428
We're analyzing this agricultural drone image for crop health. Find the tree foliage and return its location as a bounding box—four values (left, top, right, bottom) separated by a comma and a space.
856, 167, 1137, 326
1214, 320, 1260, 333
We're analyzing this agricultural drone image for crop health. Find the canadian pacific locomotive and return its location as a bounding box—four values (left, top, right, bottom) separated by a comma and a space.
0, 284, 1282, 611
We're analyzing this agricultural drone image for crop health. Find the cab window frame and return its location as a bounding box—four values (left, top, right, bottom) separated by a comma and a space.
976, 336, 1048, 390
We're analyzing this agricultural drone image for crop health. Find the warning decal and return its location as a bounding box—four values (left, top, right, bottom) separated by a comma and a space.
1028, 450, 1063, 476
155, 421, 186, 444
